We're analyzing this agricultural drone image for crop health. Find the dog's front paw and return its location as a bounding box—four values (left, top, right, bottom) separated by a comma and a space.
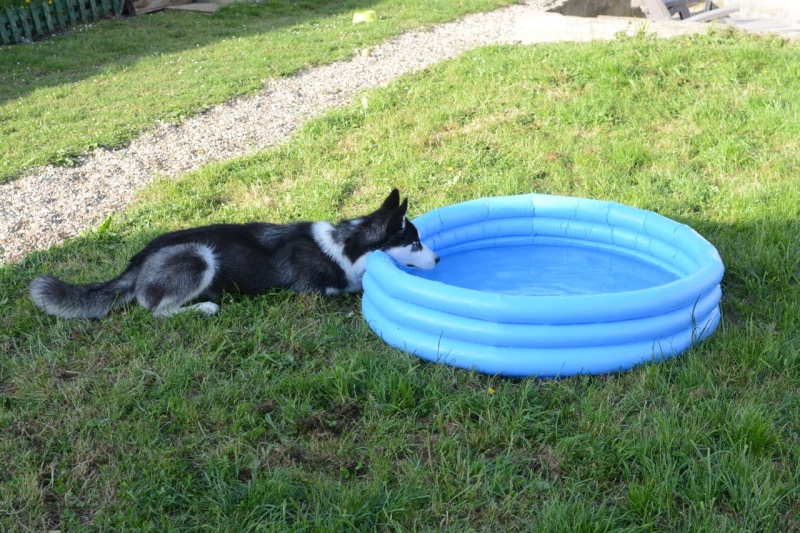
194, 302, 220, 315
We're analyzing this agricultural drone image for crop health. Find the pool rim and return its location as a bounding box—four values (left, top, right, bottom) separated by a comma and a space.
364, 193, 724, 326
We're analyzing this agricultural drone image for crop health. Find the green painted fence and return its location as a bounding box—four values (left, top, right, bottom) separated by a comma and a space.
1, 0, 123, 45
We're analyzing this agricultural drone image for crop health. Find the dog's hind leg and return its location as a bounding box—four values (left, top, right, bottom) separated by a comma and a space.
134, 243, 220, 317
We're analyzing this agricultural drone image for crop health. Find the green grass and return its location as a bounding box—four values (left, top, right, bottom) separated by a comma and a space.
0, 0, 30, 10
3, 30, 800, 529
0, 0, 515, 182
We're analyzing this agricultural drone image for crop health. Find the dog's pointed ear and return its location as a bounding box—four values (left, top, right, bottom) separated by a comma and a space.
386, 198, 408, 234
379, 189, 401, 212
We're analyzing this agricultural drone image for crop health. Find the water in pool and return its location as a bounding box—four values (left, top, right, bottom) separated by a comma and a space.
406, 245, 678, 296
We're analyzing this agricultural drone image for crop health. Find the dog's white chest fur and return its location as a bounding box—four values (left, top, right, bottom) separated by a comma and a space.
312, 221, 367, 294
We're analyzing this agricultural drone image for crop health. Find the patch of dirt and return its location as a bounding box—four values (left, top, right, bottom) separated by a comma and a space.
255, 399, 277, 415
295, 400, 362, 438
532, 444, 563, 480
266, 444, 369, 478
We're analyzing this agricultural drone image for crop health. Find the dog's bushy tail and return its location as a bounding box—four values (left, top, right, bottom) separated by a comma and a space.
29, 269, 137, 319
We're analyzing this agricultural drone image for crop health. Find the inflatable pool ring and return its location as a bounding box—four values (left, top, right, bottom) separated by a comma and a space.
362, 193, 724, 377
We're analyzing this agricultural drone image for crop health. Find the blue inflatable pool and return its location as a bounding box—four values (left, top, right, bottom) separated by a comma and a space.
362, 193, 724, 378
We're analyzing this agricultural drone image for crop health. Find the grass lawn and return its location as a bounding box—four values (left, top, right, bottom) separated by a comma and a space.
2, 30, 800, 529
0, 0, 515, 182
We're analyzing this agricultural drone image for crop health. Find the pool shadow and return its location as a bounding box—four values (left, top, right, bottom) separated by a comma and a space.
672, 212, 800, 328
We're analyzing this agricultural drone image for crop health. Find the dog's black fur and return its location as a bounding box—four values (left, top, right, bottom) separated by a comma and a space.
29, 189, 438, 318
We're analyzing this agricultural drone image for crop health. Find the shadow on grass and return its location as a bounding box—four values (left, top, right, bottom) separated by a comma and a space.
0, 0, 379, 105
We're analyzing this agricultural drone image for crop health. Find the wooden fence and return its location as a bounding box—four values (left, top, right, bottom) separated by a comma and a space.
1, 0, 124, 45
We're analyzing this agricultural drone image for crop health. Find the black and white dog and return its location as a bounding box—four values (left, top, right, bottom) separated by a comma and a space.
30, 189, 439, 318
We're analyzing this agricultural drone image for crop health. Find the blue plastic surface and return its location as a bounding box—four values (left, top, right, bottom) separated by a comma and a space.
362, 193, 724, 377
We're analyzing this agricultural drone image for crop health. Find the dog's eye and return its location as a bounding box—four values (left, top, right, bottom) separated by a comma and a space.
411, 241, 422, 252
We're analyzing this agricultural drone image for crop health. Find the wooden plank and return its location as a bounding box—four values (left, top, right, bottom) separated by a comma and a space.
100, 0, 111, 17
29, 2, 44, 37
128, 0, 171, 15
42, 1, 56, 33
53, 0, 67, 29
76, 0, 89, 23
166, 3, 218, 13
112, 0, 123, 16
66, 0, 78, 27
16, 6, 33, 42
6, 9, 21, 43
88, 0, 99, 21
0, 13, 12, 45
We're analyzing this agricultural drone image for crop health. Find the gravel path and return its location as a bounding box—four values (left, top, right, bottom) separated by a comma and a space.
1, 1, 705, 265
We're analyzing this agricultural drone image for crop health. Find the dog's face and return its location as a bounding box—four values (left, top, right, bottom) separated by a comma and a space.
383, 217, 439, 269
378, 190, 439, 270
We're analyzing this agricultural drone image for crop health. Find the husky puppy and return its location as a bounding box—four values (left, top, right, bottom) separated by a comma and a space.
30, 189, 439, 318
